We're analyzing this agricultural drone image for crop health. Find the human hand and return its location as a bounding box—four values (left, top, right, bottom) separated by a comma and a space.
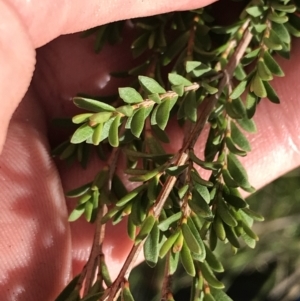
1, 0, 300, 300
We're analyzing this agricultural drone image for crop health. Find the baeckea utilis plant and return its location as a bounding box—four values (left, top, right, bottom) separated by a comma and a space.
53, 1, 300, 300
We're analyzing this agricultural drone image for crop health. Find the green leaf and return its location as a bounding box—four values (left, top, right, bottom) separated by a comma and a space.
241, 48, 260, 66
162, 31, 189, 66
253, 24, 267, 33
68, 205, 85, 222
66, 182, 91, 198
271, 3, 296, 13
156, 98, 172, 130
257, 59, 273, 81
203, 293, 216, 301
222, 168, 239, 188
263, 37, 282, 51
55, 274, 80, 301
158, 212, 182, 231
236, 117, 257, 133
276, 40, 290, 59
241, 220, 259, 241
289, 14, 300, 31
182, 222, 201, 254
242, 208, 264, 221
234, 63, 247, 81
101, 206, 121, 224
190, 170, 214, 187
131, 107, 147, 138
198, 261, 225, 289
184, 90, 197, 122
230, 121, 251, 151
217, 199, 238, 227
127, 216, 136, 240
178, 184, 189, 199
100, 256, 112, 287
89, 112, 113, 125
138, 76, 166, 94
223, 224, 240, 248
246, 91, 257, 119
71, 123, 94, 144
122, 285, 135, 301
186, 61, 201, 73
268, 11, 288, 24
169, 251, 180, 275
264, 81, 280, 103
204, 244, 224, 273
194, 183, 210, 204
92, 123, 103, 145
59, 143, 76, 160
108, 115, 121, 147
272, 22, 290, 44
159, 231, 180, 258
213, 215, 226, 241
250, 73, 267, 98
171, 84, 185, 97
202, 82, 218, 94
225, 136, 247, 157
148, 93, 161, 104
246, 6, 264, 17
151, 124, 170, 143
129, 166, 163, 182
166, 164, 188, 176
168, 73, 193, 86
223, 192, 247, 209
189, 188, 213, 219
189, 63, 211, 77
123, 148, 171, 160
285, 22, 300, 38
230, 81, 247, 99
227, 97, 246, 119
116, 184, 146, 207
263, 51, 284, 78
180, 241, 195, 276
98, 118, 115, 142
72, 113, 94, 124
144, 221, 159, 267
73, 97, 116, 112
173, 229, 184, 253
131, 32, 149, 58
118, 87, 143, 104
84, 200, 94, 222
227, 153, 251, 189
187, 217, 206, 261
189, 151, 223, 171
209, 227, 218, 251
211, 288, 234, 301
241, 232, 256, 249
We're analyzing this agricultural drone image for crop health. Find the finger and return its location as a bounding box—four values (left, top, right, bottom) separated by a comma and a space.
0, 1, 35, 153
7, 0, 216, 47
0, 90, 72, 300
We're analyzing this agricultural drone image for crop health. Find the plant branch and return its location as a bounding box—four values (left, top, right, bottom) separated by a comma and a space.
182, 27, 253, 150
99, 23, 254, 301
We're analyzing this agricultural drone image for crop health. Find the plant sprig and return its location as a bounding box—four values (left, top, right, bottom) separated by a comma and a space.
53, 1, 300, 300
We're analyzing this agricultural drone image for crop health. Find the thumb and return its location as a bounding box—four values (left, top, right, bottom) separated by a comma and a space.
0, 1, 35, 153
0, 0, 216, 153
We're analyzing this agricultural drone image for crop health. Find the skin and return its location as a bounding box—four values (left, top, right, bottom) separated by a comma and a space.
0, 0, 300, 299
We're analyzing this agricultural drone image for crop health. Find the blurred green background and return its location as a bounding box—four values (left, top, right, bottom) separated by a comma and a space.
129, 168, 300, 301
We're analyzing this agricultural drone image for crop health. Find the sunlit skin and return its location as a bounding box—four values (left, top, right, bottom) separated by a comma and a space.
0, 0, 300, 300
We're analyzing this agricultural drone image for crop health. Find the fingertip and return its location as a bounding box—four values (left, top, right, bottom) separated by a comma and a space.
0, 1, 35, 153
62, 0, 217, 36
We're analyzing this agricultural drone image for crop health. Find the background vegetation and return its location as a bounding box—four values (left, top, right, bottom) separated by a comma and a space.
130, 167, 300, 301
